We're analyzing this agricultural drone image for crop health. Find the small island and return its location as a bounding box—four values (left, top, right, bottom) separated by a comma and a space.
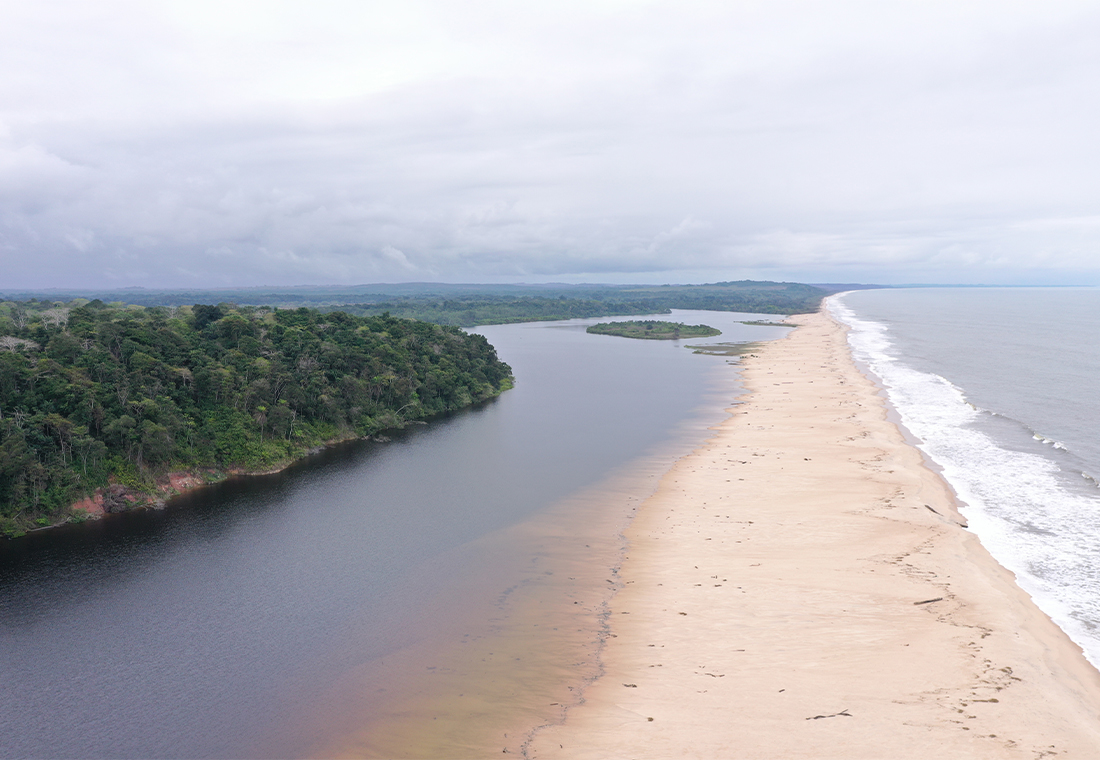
586, 320, 721, 340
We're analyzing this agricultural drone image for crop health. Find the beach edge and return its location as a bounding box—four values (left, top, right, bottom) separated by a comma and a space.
525, 306, 1100, 759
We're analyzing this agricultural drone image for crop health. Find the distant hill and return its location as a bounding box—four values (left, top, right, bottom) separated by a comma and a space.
808, 283, 888, 293
1, 280, 834, 327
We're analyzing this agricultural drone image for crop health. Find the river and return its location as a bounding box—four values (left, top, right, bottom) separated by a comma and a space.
0, 310, 789, 759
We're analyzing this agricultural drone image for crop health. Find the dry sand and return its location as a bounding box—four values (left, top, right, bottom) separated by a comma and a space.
526, 308, 1100, 759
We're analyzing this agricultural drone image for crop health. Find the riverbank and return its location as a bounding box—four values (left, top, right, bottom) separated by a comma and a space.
49, 429, 419, 534
59, 436, 365, 526
526, 308, 1100, 758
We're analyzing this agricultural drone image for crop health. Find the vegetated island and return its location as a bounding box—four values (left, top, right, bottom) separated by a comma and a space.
586, 320, 721, 340
0, 299, 513, 537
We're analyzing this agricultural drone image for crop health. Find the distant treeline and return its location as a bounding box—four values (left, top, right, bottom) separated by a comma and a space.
0, 299, 512, 537
325, 282, 827, 326
0, 281, 833, 328
328, 296, 661, 326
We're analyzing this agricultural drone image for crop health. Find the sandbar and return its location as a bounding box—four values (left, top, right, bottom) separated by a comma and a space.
526, 308, 1100, 758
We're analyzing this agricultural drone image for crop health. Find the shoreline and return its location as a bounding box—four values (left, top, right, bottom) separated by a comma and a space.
56, 436, 365, 526
527, 308, 1100, 758
300, 354, 749, 759
29, 421, 437, 537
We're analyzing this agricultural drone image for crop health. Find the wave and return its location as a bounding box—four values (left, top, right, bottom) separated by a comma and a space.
829, 296, 1100, 665
973, 403, 1098, 488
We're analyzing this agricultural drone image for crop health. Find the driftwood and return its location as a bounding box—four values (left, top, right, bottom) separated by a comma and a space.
806, 708, 852, 720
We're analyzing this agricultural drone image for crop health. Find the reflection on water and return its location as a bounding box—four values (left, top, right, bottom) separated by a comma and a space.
0, 311, 789, 759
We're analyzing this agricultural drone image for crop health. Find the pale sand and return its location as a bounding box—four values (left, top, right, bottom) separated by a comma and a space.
527, 309, 1100, 759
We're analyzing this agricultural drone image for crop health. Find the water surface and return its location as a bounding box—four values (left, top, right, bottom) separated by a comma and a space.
0, 310, 788, 758
834, 288, 1100, 666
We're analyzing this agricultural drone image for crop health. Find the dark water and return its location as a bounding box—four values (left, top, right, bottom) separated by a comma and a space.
834, 288, 1100, 667
0, 310, 788, 759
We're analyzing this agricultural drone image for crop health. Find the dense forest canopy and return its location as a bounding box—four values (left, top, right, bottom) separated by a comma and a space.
0, 299, 512, 537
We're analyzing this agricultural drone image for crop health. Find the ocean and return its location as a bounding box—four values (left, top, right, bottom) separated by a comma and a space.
832, 287, 1100, 667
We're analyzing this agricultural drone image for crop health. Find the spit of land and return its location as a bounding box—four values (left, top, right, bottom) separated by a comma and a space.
526, 308, 1100, 759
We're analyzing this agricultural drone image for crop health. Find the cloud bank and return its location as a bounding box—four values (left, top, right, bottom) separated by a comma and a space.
3, 0, 1100, 287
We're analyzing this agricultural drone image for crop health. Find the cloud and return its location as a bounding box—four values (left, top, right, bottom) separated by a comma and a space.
2, 0, 1100, 287
380, 245, 416, 271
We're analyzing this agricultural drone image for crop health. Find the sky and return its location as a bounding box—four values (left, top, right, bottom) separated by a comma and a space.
2, 0, 1100, 289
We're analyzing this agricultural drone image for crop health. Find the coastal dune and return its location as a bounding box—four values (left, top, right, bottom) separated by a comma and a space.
526, 308, 1100, 758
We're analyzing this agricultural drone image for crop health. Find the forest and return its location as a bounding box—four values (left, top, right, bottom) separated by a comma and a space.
1, 280, 838, 327
328, 295, 658, 325
586, 320, 722, 340
0, 299, 513, 537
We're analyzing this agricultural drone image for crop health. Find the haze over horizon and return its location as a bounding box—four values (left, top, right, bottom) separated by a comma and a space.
3, 0, 1100, 290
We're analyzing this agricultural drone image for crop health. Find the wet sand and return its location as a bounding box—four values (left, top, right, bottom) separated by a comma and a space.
527, 309, 1100, 758
306, 457, 708, 758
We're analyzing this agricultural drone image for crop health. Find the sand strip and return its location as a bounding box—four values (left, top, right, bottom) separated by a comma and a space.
527, 308, 1100, 759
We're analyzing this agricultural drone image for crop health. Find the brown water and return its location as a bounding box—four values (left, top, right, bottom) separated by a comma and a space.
0, 311, 789, 759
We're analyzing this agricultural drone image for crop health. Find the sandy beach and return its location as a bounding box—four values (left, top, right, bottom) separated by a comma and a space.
525, 308, 1100, 758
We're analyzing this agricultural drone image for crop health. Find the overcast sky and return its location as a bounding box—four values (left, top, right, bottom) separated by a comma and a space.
2, 0, 1100, 288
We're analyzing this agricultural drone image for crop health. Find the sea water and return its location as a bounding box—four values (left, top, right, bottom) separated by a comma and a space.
832, 288, 1100, 667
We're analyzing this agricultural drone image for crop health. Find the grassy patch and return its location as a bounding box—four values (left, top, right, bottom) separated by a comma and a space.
685, 341, 762, 356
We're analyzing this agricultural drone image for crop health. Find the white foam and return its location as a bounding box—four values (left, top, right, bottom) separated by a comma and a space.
830, 296, 1100, 667
1033, 433, 1068, 449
